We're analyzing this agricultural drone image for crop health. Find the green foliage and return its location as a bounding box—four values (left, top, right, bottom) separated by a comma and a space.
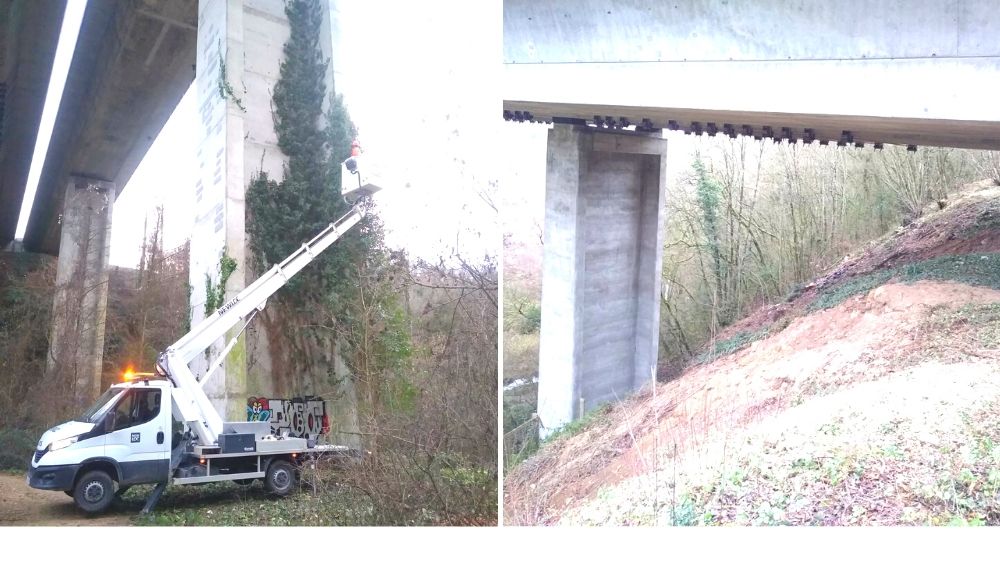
440, 464, 492, 490
692, 157, 724, 298
693, 158, 721, 233
385, 373, 418, 414
502, 332, 539, 383
784, 282, 807, 303
957, 201, 1000, 239
502, 394, 537, 469
917, 398, 1000, 524
203, 252, 238, 316
426, 452, 498, 524
897, 253, 1000, 288
502, 286, 542, 335
504, 439, 539, 471
346, 448, 496, 525
432, 451, 495, 513
217, 45, 245, 112
695, 328, 770, 364
272, 0, 329, 188
502, 369, 539, 469
671, 495, 699, 526
334, 252, 414, 391
929, 301, 1000, 329
503, 401, 534, 435
0, 427, 37, 471
184, 281, 192, 332
0, 254, 55, 426
809, 270, 893, 311
520, 303, 541, 333
244, 0, 392, 396
811, 253, 1000, 312
236, 0, 490, 526
508, 300, 540, 335
543, 403, 611, 444
968, 304, 1000, 348
377, 292, 413, 371
246, 0, 376, 311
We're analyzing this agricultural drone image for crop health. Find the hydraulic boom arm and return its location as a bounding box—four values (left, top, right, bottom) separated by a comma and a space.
158, 158, 381, 446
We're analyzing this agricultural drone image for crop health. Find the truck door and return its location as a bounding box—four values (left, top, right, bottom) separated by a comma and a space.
104, 387, 170, 485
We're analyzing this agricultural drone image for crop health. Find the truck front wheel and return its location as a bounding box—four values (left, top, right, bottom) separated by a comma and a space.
264, 460, 297, 496
73, 470, 115, 514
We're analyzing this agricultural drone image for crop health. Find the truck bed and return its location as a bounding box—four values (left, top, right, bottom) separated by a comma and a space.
172, 443, 354, 486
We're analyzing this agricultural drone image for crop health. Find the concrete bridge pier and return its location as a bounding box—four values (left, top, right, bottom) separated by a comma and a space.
537, 125, 667, 435
45, 177, 114, 411
190, 0, 359, 447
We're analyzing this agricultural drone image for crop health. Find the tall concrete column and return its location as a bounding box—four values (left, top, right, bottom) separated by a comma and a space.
46, 176, 114, 411
191, 0, 358, 446
537, 125, 667, 434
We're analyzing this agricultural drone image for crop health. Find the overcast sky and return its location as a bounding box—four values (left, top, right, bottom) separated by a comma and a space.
330, 0, 500, 264
17, 0, 499, 268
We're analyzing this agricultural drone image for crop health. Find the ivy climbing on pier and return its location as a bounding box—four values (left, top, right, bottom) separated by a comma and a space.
246, 0, 377, 310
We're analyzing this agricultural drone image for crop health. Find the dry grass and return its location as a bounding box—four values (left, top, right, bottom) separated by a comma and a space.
565, 361, 1000, 526
503, 332, 539, 382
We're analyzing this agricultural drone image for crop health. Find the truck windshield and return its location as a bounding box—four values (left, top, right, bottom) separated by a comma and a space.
76, 387, 125, 423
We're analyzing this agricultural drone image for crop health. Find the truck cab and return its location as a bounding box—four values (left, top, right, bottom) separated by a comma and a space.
28, 376, 173, 512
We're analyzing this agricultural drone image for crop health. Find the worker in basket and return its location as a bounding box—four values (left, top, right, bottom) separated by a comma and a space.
345, 138, 362, 173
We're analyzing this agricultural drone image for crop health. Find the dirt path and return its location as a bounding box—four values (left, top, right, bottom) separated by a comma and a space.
0, 472, 132, 526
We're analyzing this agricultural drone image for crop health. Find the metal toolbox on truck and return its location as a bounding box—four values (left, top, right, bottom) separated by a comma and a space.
218, 433, 256, 454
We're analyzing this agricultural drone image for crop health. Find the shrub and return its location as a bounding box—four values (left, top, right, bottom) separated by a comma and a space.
810, 253, 1000, 312
695, 328, 770, 364
809, 270, 893, 312
0, 427, 37, 471
518, 302, 542, 334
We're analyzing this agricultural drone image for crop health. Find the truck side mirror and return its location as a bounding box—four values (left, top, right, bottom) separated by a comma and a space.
104, 412, 115, 432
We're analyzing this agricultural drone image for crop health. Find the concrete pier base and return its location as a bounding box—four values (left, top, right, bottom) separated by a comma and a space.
46, 177, 114, 411
537, 125, 667, 435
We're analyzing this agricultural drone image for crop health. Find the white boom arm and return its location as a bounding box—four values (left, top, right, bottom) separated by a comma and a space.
158, 159, 380, 446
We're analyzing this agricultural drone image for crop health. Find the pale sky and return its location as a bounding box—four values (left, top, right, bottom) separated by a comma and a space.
17, 0, 500, 269
332, 0, 500, 264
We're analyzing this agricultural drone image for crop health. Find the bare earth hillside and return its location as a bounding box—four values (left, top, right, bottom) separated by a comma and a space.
505, 183, 1000, 526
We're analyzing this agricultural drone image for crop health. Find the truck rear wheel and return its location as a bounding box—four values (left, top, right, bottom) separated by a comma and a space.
264, 460, 297, 496
73, 470, 115, 514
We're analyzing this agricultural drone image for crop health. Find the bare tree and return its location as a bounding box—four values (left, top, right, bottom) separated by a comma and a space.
337, 252, 498, 524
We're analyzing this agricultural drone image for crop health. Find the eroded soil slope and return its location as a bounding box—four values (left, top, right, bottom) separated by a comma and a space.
505, 183, 1000, 526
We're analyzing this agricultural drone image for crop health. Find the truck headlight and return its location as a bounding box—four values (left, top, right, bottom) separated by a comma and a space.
49, 436, 79, 451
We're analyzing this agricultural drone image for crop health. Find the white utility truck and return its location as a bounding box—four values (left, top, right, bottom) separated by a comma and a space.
27, 157, 381, 514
